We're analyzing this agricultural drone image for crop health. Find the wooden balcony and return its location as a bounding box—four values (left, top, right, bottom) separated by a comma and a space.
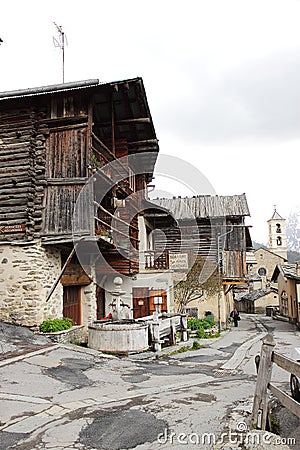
144, 250, 169, 270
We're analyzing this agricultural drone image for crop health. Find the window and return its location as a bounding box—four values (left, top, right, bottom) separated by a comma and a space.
277, 236, 282, 246
276, 223, 281, 233
186, 308, 199, 318
258, 267, 267, 276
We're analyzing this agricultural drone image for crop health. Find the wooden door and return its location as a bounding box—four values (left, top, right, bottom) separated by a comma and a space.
133, 288, 150, 319
96, 286, 105, 319
63, 286, 82, 325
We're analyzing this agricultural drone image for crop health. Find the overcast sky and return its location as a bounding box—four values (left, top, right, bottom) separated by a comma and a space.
1, 0, 300, 244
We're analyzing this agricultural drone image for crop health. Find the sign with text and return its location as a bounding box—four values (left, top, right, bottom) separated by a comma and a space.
169, 252, 189, 270
0, 224, 25, 233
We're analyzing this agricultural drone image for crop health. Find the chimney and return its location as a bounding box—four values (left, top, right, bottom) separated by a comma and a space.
296, 261, 300, 277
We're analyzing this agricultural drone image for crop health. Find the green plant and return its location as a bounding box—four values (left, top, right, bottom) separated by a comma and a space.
204, 314, 215, 326
92, 153, 105, 168
188, 317, 215, 330
196, 327, 207, 339
192, 340, 201, 350
39, 317, 73, 333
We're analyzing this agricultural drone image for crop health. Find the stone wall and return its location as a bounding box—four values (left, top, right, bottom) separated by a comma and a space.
0, 243, 62, 326
254, 248, 285, 281
40, 325, 86, 344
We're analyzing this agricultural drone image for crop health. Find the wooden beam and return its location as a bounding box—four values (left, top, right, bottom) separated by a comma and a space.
94, 200, 139, 231
95, 118, 151, 127
46, 245, 77, 302
94, 216, 139, 241
272, 352, 300, 378
46, 177, 88, 186
252, 334, 276, 430
268, 383, 300, 419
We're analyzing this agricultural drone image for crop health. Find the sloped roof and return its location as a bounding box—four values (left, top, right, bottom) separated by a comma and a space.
268, 209, 284, 221
0, 78, 159, 181
271, 264, 300, 282
235, 287, 277, 302
152, 194, 250, 220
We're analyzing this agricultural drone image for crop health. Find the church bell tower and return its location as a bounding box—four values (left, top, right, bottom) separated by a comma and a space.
268, 206, 287, 260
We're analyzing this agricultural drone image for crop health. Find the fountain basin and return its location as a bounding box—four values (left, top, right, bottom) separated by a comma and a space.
88, 320, 149, 354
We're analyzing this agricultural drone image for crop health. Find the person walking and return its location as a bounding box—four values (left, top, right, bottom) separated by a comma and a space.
230, 307, 240, 327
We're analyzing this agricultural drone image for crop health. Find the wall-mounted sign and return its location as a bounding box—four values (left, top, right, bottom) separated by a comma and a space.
138, 300, 144, 306
0, 224, 25, 233
169, 252, 188, 270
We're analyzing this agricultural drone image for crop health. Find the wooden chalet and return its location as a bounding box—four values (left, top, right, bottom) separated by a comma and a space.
0, 78, 159, 329
143, 194, 252, 279
139, 194, 253, 322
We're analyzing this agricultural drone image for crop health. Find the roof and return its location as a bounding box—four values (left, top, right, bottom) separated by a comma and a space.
271, 264, 300, 282
0, 78, 159, 180
254, 246, 287, 262
235, 287, 277, 302
268, 209, 285, 221
151, 194, 250, 220
0, 79, 100, 100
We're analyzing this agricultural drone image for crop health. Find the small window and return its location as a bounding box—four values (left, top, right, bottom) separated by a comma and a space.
277, 236, 282, 246
276, 223, 281, 233
258, 267, 267, 276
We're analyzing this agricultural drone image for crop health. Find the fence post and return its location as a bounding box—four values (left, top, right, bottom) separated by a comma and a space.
180, 314, 188, 342
151, 312, 161, 352
252, 333, 275, 430
169, 317, 177, 345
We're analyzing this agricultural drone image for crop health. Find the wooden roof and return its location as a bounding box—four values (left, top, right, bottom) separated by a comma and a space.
151, 194, 250, 220
0, 77, 159, 180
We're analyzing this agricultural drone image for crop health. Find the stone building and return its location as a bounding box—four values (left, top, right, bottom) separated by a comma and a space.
271, 262, 300, 325
0, 78, 159, 331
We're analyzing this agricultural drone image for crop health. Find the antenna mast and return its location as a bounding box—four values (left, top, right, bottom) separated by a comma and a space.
53, 23, 67, 83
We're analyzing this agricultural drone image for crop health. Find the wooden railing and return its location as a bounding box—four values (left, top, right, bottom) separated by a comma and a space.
144, 250, 169, 270
252, 334, 300, 430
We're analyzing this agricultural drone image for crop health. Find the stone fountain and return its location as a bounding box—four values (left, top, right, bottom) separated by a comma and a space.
88, 277, 149, 354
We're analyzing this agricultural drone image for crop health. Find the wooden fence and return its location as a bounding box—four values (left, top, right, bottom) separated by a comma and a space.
252, 333, 300, 430
137, 313, 188, 352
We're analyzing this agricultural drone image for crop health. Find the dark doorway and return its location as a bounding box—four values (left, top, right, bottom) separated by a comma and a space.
96, 286, 106, 319
63, 285, 82, 325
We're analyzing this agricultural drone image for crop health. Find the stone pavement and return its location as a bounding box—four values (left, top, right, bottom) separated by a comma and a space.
0, 315, 299, 449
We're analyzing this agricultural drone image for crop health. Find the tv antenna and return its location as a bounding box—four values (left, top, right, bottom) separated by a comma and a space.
53, 23, 67, 83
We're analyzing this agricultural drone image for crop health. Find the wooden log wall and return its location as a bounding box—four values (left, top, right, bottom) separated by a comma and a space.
152, 218, 247, 278
0, 108, 47, 241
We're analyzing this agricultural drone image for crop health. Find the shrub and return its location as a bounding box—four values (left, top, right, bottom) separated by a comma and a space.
204, 314, 215, 326
196, 327, 207, 339
39, 317, 73, 333
192, 340, 201, 350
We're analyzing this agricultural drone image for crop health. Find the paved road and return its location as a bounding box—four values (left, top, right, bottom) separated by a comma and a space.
0, 315, 299, 449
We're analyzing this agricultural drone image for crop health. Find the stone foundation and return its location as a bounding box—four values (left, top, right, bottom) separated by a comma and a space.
40, 325, 86, 344
0, 243, 62, 326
